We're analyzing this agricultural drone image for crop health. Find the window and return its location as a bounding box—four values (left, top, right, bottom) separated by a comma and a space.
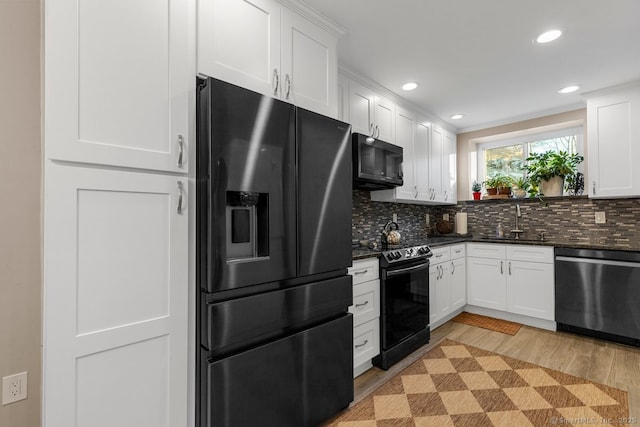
478, 126, 583, 184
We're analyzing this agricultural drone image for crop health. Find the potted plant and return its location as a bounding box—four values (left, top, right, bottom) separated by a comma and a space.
471, 180, 482, 200
525, 151, 584, 197
483, 174, 513, 197
512, 176, 530, 198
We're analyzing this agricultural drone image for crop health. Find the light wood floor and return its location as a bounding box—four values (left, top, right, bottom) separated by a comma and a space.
355, 321, 640, 418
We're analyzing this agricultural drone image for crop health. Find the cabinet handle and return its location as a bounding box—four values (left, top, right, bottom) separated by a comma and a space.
177, 181, 184, 214
177, 135, 184, 168
355, 340, 369, 349
508, 261, 512, 275
444, 190, 448, 201
375, 125, 380, 139
500, 261, 504, 274
451, 261, 455, 275
355, 301, 369, 308
285, 74, 291, 100
369, 123, 375, 137
592, 181, 596, 196
354, 270, 368, 275
272, 69, 279, 96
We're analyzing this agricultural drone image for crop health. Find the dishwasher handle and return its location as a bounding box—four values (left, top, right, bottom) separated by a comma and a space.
556, 256, 640, 269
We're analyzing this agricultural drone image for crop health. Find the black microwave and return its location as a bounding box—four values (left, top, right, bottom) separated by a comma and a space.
352, 133, 403, 190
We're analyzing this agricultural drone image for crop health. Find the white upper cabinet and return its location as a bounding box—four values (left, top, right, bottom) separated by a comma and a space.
348, 80, 396, 142
393, 107, 418, 200
198, 0, 338, 117
444, 129, 458, 203
428, 125, 457, 204
281, 8, 337, 116
198, 0, 280, 98
45, 0, 190, 172
587, 85, 640, 198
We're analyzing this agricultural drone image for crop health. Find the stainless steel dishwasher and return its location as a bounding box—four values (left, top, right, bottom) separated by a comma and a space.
555, 247, 640, 346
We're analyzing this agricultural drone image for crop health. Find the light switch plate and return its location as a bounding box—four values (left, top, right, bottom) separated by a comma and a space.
595, 212, 606, 224
443, 213, 449, 221
392, 213, 397, 223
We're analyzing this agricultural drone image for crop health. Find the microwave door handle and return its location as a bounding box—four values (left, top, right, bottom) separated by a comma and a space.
386, 262, 429, 277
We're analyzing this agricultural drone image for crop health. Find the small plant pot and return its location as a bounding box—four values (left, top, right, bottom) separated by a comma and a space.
513, 188, 527, 198
540, 176, 564, 197
486, 188, 498, 195
497, 186, 512, 196
472, 191, 481, 200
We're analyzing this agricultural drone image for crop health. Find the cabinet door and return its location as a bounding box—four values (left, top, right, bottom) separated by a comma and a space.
46, 0, 189, 172
435, 264, 451, 321
374, 94, 396, 143
415, 121, 431, 200
198, 0, 280, 100
443, 129, 457, 204
43, 164, 188, 427
281, 9, 338, 117
587, 87, 640, 198
348, 80, 376, 136
450, 258, 466, 310
507, 260, 554, 320
429, 125, 444, 202
337, 74, 349, 122
394, 107, 418, 200
466, 257, 507, 311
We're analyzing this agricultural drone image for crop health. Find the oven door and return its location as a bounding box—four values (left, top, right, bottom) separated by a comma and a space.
380, 259, 430, 350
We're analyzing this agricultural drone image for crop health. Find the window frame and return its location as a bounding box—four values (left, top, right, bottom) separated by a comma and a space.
476, 126, 584, 185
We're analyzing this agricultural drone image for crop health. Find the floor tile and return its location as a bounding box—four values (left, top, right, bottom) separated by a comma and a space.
503, 387, 553, 410
373, 394, 412, 419
439, 390, 484, 415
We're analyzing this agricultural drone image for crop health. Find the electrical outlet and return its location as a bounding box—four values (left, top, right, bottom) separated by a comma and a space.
425, 214, 430, 225
392, 213, 397, 223
443, 213, 449, 221
595, 212, 606, 224
2, 372, 27, 405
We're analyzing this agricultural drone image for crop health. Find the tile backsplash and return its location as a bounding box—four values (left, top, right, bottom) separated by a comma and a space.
353, 190, 640, 250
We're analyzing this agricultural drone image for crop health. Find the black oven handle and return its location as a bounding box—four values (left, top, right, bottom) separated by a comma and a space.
385, 262, 429, 277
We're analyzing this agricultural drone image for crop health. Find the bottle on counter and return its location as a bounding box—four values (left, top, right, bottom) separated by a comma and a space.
496, 223, 504, 238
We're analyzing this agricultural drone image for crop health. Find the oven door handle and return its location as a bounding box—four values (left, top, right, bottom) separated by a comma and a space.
385, 263, 429, 277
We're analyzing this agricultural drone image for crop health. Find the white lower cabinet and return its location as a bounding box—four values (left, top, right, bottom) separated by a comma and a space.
43, 163, 188, 427
467, 243, 555, 325
429, 244, 466, 329
348, 258, 380, 377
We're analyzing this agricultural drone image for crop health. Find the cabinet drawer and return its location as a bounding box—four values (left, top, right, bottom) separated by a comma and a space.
353, 318, 380, 368
349, 258, 379, 284
450, 244, 466, 260
349, 280, 380, 327
430, 246, 451, 263
507, 245, 553, 263
467, 243, 506, 259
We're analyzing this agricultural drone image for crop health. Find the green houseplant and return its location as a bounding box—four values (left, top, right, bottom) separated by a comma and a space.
525, 151, 584, 197
484, 174, 513, 196
512, 176, 530, 198
471, 180, 482, 200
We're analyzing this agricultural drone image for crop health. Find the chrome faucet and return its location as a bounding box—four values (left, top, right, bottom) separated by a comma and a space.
511, 203, 524, 239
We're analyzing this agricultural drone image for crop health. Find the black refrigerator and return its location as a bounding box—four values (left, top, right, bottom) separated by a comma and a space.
196, 77, 354, 427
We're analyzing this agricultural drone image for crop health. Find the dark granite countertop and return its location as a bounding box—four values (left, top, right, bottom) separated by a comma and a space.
352, 235, 640, 260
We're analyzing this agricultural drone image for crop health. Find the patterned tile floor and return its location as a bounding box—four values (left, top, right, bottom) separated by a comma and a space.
325, 339, 629, 426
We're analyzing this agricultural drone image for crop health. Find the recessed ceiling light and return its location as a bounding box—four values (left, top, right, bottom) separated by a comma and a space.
402, 82, 419, 91
558, 85, 580, 94
450, 114, 464, 120
536, 29, 562, 44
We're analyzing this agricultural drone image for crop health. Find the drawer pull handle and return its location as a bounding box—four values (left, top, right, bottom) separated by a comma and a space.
354, 270, 368, 275
435, 254, 443, 258
355, 340, 369, 349
355, 301, 369, 308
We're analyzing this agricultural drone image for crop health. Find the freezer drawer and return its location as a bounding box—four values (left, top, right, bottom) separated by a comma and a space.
202, 275, 352, 354
202, 315, 353, 427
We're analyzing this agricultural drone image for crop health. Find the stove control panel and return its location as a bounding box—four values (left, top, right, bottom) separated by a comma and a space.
382, 245, 432, 263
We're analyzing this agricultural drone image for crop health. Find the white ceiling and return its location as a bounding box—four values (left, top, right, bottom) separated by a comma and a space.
302, 0, 640, 132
